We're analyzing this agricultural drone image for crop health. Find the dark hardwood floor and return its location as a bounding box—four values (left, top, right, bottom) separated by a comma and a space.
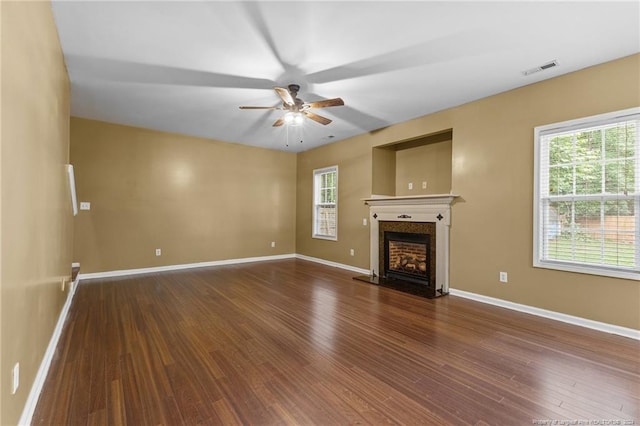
33, 259, 639, 425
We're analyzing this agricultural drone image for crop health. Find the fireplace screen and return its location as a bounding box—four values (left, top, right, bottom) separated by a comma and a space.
384, 231, 430, 284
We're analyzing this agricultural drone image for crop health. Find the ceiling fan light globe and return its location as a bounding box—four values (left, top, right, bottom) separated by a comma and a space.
284, 112, 294, 123
294, 114, 304, 125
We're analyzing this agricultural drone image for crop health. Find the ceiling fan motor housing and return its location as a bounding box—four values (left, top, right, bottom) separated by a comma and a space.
288, 84, 300, 95
286, 84, 303, 110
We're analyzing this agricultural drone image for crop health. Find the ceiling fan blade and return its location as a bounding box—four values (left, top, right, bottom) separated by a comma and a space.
272, 118, 285, 127
305, 98, 344, 109
303, 111, 332, 125
239, 106, 279, 110
274, 86, 295, 106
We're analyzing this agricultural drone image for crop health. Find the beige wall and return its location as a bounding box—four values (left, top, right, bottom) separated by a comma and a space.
371, 147, 395, 196
71, 118, 297, 273
395, 139, 452, 196
297, 54, 640, 330
1, 2, 72, 424
297, 135, 372, 267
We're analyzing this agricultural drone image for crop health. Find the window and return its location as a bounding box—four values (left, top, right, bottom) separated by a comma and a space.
534, 108, 640, 280
313, 166, 338, 240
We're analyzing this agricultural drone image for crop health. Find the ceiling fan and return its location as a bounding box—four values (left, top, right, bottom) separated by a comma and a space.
239, 84, 344, 127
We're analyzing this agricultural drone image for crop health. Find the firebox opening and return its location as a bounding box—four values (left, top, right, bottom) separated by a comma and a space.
384, 231, 430, 285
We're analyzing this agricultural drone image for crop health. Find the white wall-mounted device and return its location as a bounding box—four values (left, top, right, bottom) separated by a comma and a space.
66, 164, 78, 216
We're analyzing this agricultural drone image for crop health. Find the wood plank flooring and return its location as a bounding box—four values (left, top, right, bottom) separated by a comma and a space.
33, 259, 640, 425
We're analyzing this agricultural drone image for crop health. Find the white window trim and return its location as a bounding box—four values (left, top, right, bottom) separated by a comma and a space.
312, 165, 338, 241
533, 107, 640, 281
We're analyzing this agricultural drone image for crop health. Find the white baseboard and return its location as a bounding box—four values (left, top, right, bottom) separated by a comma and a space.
77, 254, 368, 281
18, 274, 81, 426
295, 254, 370, 275
78, 254, 296, 280
449, 288, 640, 341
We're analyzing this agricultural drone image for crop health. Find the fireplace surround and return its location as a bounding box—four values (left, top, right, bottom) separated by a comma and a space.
355, 194, 457, 298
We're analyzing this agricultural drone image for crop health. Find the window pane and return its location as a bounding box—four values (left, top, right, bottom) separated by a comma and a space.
605, 160, 634, 194
575, 162, 602, 195
573, 200, 600, 222
575, 130, 602, 163
549, 135, 573, 165
603, 201, 636, 267
316, 205, 336, 237
605, 122, 636, 160
549, 165, 573, 195
543, 201, 570, 258
547, 200, 636, 267
545, 199, 637, 268
320, 171, 336, 204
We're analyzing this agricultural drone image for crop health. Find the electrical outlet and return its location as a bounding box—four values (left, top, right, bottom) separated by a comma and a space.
271, 241, 276, 248
155, 248, 161, 256
422, 181, 427, 189
11, 363, 19, 395
362, 218, 367, 226
80, 202, 91, 210
408, 182, 413, 190
350, 249, 355, 256
499, 272, 508, 283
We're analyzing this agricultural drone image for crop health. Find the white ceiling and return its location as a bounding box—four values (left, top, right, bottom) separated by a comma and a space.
51, 1, 640, 152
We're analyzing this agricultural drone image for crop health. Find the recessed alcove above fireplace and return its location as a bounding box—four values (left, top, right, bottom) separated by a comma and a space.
354, 194, 458, 298
372, 129, 453, 197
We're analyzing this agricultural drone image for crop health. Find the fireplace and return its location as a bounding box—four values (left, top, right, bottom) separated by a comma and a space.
376, 220, 437, 295
384, 231, 430, 284
354, 194, 457, 298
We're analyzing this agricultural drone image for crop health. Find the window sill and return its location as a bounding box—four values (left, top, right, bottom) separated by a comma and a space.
313, 234, 337, 241
534, 260, 640, 281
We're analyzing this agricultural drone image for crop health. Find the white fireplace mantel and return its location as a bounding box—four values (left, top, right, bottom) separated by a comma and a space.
364, 194, 459, 296
363, 194, 458, 207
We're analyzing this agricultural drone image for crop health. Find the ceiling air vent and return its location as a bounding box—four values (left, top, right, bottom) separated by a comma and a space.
522, 60, 558, 76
